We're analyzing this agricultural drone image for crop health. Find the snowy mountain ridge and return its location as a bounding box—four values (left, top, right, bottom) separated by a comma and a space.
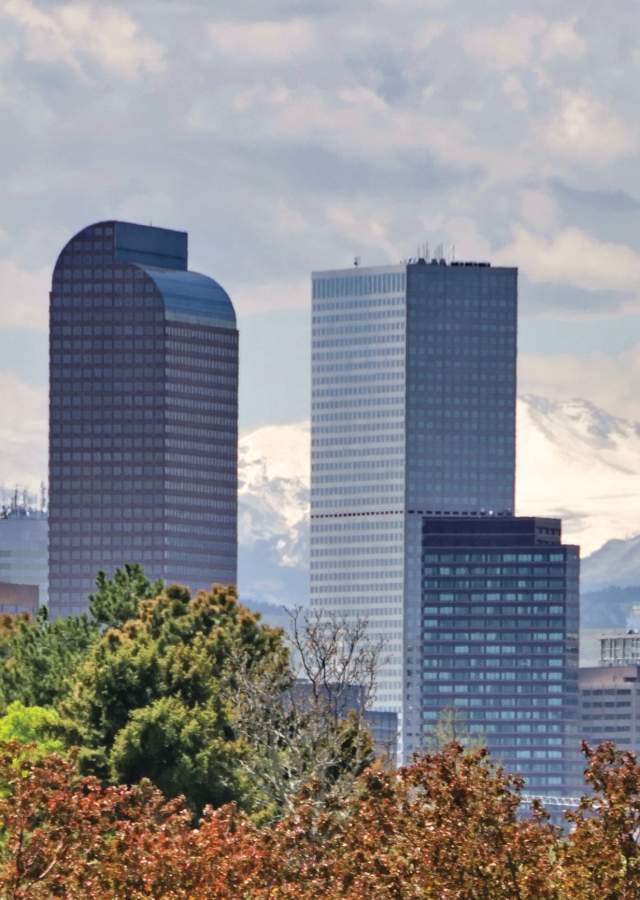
238, 395, 640, 605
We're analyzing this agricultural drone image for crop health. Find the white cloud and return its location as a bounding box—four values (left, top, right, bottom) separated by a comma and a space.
0, 260, 48, 329
545, 90, 636, 166
465, 16, 585, 72
464, 16, 545, 71
1, 0, 164, 78
518, 188, 560, 234
230, 276, 310, 315
519, 346, 640, 422
0, 372, 46, 491
208, 18, 316, 63
502, 74, 529, 111
496, 226, 640, 296
541, 20, 586, 60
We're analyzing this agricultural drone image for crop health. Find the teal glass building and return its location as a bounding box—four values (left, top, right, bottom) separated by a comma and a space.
49, 221, 238, 617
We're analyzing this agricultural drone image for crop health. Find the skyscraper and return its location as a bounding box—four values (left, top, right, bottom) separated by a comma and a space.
310, 257, 518, 755
420, 515, 580, 793
49, 221, 238, 617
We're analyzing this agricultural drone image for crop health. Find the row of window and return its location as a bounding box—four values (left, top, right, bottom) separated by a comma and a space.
313, 297, 405, 315
313, 309, 405, 325
313, 272, 405, 299
424, 552, 566, 563
313, 334, 405, 350
166, 342, 237, 357
51, 312, 165, 328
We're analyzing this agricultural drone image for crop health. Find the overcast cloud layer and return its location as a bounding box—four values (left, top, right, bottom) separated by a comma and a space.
2, 0, 640, 480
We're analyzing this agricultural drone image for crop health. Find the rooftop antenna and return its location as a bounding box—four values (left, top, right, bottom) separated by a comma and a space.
353, 256, 361, 267
451, 244, 456, 263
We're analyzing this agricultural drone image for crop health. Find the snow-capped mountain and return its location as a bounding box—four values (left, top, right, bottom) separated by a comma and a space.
238, 395, 640, 606
238, 423, 309, 608
516, 395, 640, 558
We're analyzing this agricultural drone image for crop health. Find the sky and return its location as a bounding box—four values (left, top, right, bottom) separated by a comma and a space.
2, 0, 640, 492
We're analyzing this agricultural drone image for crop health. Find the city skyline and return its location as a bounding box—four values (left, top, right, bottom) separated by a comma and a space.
0, 1, 639, 883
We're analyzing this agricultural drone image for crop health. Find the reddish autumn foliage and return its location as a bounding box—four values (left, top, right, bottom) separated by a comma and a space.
560, 741, 640, 899
245, 744, 561, 899
0, 743, 261, 899
2, 740, 640, 898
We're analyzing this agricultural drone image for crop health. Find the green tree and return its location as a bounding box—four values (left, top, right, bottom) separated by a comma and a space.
88, 562, 163, 630
63, 583, 287, 814
0, 701, 64, 755
0, 609, 97, 711
0, 565, 164, 714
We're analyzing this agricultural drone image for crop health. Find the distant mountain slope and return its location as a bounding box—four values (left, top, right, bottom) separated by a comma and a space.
237, 396, 640, 605
581, 585, 640, 629
517, 395, 640, 557
581, 536, 640, 592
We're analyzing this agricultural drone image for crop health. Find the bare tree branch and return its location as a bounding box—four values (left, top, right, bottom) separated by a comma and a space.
230, 607, 386, 820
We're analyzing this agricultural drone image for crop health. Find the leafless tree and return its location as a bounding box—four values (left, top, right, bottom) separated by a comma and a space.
231, 607, 385, 819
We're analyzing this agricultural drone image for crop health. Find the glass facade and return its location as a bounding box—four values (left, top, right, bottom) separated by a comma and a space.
405, 261, 516, 513
310, 259, 518, 755
420, 516, 581, 794
49, 221, 238, 617
311, 265, 407, 715
0, 513, 48, 608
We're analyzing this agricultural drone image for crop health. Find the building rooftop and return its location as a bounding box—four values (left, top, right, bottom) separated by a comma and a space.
53, 220, 236, 329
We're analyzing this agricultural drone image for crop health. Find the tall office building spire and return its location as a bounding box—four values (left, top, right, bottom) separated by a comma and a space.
49, 221, 238, 616
310, 257, 518, 755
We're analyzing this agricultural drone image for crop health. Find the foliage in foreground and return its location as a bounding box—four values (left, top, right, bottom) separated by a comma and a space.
0, 564, 160, 712
60, 582, 285, 815
0, 565, 381, 820
2, 740, 640, 899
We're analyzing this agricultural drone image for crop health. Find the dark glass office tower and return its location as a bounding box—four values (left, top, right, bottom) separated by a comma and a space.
49, 221, 238, 617
420, 515, 581, 795
310, 258, 518, 757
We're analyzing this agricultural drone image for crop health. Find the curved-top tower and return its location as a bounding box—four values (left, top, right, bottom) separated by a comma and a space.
49, 221, 238, 617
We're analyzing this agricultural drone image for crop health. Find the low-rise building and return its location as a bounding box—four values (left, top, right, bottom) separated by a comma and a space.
0, 507, 48, 609
0, 582, 39, 617
580, 632, 640, 752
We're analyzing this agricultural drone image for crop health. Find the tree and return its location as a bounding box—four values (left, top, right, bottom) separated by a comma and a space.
231, 607, 382, 819
62, 583, 287, 814
0, 701, 64, 755
424, 705, 486, 753
244, 743, 561, 899
561, 741, 640, 898
0, 565, 160, 714
0, 740, 560, 899
0, 609, 97, 711
8, 738, 640, 898
0, 744, 260, 899
88, 563, 163, 630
